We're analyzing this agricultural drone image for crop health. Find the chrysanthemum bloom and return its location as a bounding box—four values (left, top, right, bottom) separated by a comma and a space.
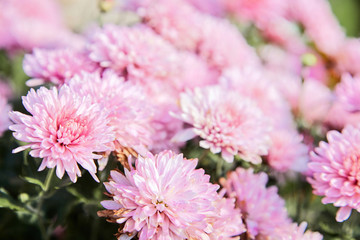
205, 195, 246, 240
336, 39, 360, 75
100, 151, 219, 240
0, 94, 11, 137
173, 85, 271, 163
9, 86, 114, 182
289, 0, 345, 57
220, 67, 293, 129
221, 168, 292, 239
197, 16, 259, 71
308, 124, 360, 222
335, 73, 360, 113
267, 129, 309, 172
298, 79, 333, 125
125, 0, 259, 71
88, 24, 177, 82
23, 48, 99, 86
67, 70, 154, 158
0, 0, 78, 51
124, 0, 203, 51
275, 222, 323, 240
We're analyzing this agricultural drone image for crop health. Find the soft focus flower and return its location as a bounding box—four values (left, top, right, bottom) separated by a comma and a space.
174, 85, 271, 163
88, 24, 177, 83
125, 0, 259, 71
0, 0, 78, 51
308, 124, 360, 222
325, 101, 360, 130
206, 195, 246, 240
336, 38, 360, 75
298, 79, 333, 125
23, 48, 98, 86
9, 86, 114, 182
0, 94, 11, 137
198, 16, 259, 71
221, 168, 291, 239
275, 222, 323, 240
289, 0, 345, 56
335, 73, 360, 113
267, 129, 309, 172
220, 67, 293, 129
67, 70, 154, 156
101, 151, 219, 240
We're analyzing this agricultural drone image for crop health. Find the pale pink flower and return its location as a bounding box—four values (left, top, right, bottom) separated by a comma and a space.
325, 101, 360, 130
289, 0, 345, 56
101, 151, 219, 240
198, 16, 260, 71
336, 38, 360, 75
183, 0, 224, 16
335, 73, 360, 112
125, 0, 259, 71
219, 0, 289, 26
221, 168, 291, 239
125, 0, 203, 51
275, 222, 323, 240
308, 124, 360, 222
267, 129, 309, 173
0, 80, 13, 99
206, 195, 246, 240
88, 24, 178, 82
23, 48, 98, 86
9, 86, 114, 182
67, 70, 154, 155
0, 94, 11, 137
173, 85, 271, 164
220, 67, 293, 129
0, 0, 77, 51
298, 79, 333, 125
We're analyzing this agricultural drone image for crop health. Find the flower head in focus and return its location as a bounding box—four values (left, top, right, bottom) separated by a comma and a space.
308, 124, 360, 222
9, 86, 114, 182
100, 150, 219, 240
67, 70, 154, 157
174, 85, 271, 163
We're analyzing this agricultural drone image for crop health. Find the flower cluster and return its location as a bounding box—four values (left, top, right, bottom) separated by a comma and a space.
2, 0, 360, 238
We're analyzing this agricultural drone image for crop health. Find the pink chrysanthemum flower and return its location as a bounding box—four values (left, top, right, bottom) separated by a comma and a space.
289, 0, 345, 57
308, 124, 360, 222
173, 85, 271, 163
298, 79, 333, 125
267, 129, 309, 173
206, 195, 246, 240
125, 0, 203, 51
0, 0, 78, 51
101, 151, 219, 240
67, 70, 154, 157
220, 67, 293, 129
125, 0, 259, 71
23, 48, 98, 87
88, 25, 177, 82
9, 86, 114, 182
221, 168, 292, 239
0, 94, 11, 137
335, 73, 360, 113
275, 222, 323, 240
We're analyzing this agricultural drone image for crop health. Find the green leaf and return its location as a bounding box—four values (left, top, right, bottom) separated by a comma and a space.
21, 176, 45, 191
0, 188, 29, 213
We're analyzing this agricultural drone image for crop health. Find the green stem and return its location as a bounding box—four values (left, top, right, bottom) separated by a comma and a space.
37, 168, 55, 240
43, 167, 55, 192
